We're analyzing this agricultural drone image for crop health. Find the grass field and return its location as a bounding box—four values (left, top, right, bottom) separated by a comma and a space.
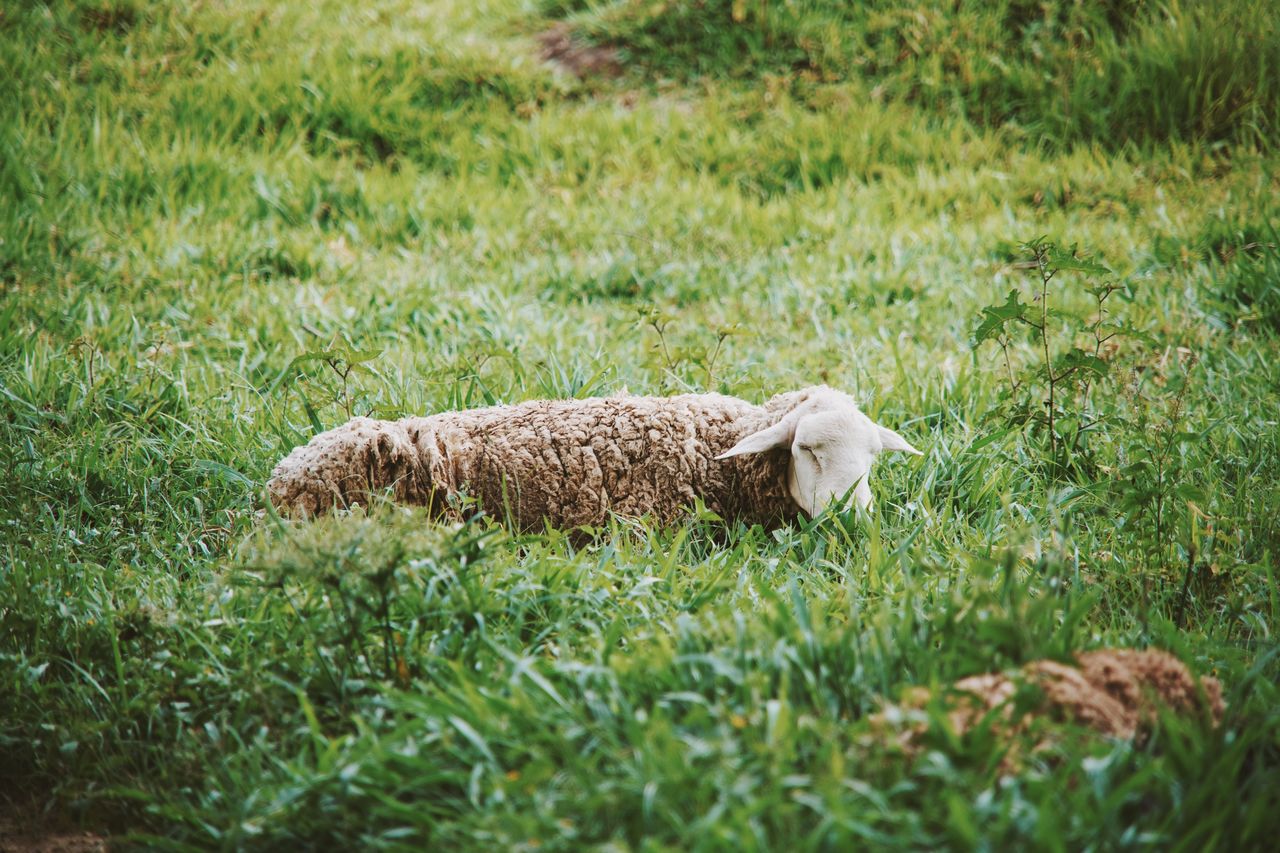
3, 0, 1279, 848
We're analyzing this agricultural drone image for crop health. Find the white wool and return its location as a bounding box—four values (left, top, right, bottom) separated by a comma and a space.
715, 386, 921, 514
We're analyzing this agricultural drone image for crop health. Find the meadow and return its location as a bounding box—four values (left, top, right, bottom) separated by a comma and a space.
2, 0, 1279, 847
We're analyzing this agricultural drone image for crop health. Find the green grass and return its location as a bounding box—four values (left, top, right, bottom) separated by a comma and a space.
559, 0, 1280, 151
2, 0, 1279, 847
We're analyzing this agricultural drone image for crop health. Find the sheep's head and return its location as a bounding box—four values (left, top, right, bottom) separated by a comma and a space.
716, 388, 921, 515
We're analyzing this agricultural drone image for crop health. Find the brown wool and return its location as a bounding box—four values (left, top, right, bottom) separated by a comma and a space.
266, 389, 839, 530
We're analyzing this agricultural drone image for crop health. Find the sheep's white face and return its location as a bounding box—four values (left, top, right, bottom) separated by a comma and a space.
716, 390, 921, 515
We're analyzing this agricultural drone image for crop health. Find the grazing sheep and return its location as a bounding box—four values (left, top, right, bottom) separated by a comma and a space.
267, 385, 921, 530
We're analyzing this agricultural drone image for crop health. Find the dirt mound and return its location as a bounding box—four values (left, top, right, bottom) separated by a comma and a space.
537, 24, 622, 78
0, 807, 106, 853
879, 648, 1224, 754
0, 831, 106, 853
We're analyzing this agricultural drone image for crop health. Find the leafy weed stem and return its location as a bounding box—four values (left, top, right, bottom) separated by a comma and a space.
1032, 241, 1060, 461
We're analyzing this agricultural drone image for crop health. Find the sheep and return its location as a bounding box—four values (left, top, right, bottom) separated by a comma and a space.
266, 385, 922, 531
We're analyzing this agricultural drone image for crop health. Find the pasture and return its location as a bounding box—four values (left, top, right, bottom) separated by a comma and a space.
2, 1, 1278, 847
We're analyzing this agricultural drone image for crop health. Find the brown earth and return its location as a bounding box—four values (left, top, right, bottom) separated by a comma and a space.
878, 648, 1225, 755
0, 797, 107, 853
537, 23, 622, 78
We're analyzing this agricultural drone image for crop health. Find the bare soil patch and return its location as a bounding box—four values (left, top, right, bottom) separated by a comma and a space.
537, 23, 622, 78
0, 796, 107, 853
879, 648, 1225, 755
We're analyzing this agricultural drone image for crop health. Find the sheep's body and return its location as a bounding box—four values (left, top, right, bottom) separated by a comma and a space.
267, 389, 825, 529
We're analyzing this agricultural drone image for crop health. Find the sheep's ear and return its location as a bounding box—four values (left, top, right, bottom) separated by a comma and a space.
716, 419, 794, 459
877, 424, 922, 455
